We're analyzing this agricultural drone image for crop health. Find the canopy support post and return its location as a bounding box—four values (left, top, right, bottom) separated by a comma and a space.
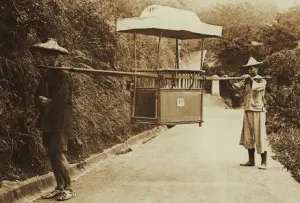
131, 33, 137, 120
156, 33, 162, 70
156, 33, 162, 125
200, 38, 205, 70
176, 38, 180, 69
199, 38, 205, 126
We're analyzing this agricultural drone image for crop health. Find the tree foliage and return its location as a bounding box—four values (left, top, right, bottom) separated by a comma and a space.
0, 0, 175, 181
198, 3, 300, 181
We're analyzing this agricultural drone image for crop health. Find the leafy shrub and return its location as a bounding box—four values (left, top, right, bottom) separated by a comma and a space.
264, 48, 300, 132
269, 127, 300, 182
0, 0, 176, 181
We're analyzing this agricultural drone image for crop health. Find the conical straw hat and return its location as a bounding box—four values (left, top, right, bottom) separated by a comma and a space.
242, 57, 263, 67
31, 38, 69, 55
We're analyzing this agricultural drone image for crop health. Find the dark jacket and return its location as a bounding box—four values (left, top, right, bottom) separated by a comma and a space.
35, 70, 73, 132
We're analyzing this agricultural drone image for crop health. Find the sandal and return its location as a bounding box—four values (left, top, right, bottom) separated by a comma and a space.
240, 161, 255, 167
56, 189, 76, 201
41, 188, 63, 199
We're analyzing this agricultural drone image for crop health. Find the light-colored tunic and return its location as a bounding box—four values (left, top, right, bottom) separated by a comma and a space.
233, 75, 268, 153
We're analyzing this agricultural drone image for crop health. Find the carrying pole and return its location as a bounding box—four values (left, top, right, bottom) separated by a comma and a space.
36, 66, 271, 80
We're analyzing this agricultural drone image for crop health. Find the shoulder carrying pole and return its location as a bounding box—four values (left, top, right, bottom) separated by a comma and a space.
36, 66, 271, 81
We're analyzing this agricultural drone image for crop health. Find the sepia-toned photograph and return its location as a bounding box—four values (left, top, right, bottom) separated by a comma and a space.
1, 0, 300, 202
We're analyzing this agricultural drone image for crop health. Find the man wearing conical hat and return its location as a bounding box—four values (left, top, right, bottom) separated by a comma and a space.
31, 38, 75, 200
231, 56, 268, 170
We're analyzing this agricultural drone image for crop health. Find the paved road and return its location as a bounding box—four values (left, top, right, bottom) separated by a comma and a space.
32, 96, 300, 203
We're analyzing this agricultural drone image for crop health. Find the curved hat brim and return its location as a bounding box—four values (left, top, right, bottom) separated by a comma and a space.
242, 61, 263, 67
242, 56, 264, 67
31, 39, 69, 55
31, 46, 69, 55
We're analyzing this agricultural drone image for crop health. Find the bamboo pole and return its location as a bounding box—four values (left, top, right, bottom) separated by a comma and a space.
132, 33, 137, 118
36, 66, 271, 80
204, 76, 272, 80
157, 33, 162, 71
199, 38, 205, 126
176, 38, 180, 69
156, 33, 163, 125
134, 34, 137, 72
200, 39, 205, 70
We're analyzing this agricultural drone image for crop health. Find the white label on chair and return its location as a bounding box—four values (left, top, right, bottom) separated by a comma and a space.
177, 98, 185, 107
